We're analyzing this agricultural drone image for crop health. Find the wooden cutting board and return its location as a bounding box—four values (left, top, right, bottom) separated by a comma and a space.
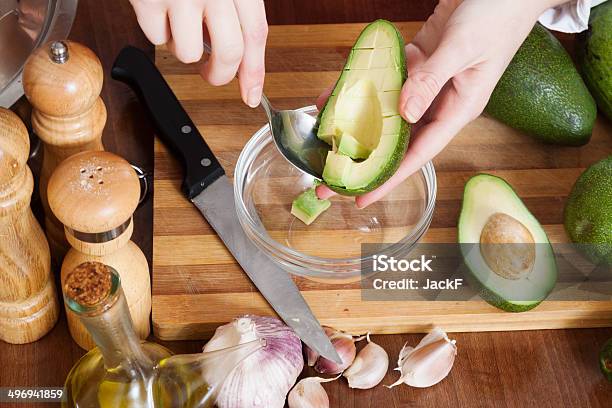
152, 22, 612, 341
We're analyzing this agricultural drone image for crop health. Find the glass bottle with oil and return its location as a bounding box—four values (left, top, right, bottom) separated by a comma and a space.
62, 262, 264, 408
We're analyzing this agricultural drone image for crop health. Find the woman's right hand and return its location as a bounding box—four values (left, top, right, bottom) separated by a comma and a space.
129, 0, 268, 108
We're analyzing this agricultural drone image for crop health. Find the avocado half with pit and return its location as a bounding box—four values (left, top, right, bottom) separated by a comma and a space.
458, 174, 557, 312
317, 19, 409, 195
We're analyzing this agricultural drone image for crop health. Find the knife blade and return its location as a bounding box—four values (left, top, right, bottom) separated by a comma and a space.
111, 46, 341, 364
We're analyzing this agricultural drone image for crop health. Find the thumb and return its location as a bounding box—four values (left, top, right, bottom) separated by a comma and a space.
400, 40, 470, 123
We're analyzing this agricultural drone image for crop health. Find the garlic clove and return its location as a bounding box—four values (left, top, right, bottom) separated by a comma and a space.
414, 327, 448, 349
288, 375, 340, 408
314, 332, 356, 374
306, 346, 319, 367
304, 327, 335, 367
396, 343, 413, 367
387, 328, 457, 389
306, 327, 359, 375
343, 333, 389, 389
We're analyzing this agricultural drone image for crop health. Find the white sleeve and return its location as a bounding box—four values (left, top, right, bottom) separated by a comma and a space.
538, 0, 607, 33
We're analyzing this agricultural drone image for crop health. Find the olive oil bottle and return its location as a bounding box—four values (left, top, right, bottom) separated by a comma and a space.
62, 262, 264, 407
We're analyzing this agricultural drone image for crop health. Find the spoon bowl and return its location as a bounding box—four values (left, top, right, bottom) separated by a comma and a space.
202, 41, 330, 178
260, 95, 330, 178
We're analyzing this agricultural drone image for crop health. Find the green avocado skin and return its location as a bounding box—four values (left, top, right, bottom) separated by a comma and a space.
485, 23, 596, 146
464, 270, 541, 313
318, 19, 410, 196
326, 121, 410, 196
578, 1, 612, 121
601, 338, 612, 382
564, 156, 612, 265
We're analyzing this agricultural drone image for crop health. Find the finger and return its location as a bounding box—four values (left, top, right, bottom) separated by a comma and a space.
130, 0, 170, 45
315, 85, 333, 110
200, 1, 244, 86
167, 3, 204, 63
316, 184, 336, 200
404, 43, 427, 73
234, 0, 268, 107
355, 117, 462, 209
400, 37, 473, 124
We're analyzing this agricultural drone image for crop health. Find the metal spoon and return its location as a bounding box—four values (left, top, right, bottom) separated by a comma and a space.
203, 42, 330, 178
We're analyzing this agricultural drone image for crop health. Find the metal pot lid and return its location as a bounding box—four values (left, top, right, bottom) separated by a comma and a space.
0, 0, 77, 108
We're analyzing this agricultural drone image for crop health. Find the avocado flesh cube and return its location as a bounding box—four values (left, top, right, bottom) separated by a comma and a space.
337, 132, 371, 159
322, 152, 352, 186
291, 188, 331, 225
317, 20, 408, 193
458, 174, 557, 312
322, 79, 383, 153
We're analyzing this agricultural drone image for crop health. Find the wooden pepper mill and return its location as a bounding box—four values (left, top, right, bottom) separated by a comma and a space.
0, 108, 59, 344
48, 151, 150, 350
23, 40, 106, 262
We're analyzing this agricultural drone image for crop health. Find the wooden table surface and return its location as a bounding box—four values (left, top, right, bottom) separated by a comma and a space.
1, 1, 610, 407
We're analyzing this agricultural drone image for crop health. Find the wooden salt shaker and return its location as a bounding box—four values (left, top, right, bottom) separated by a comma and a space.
48, 151, 150, 350
0, 108, 59, 344
23, 40, 106, 261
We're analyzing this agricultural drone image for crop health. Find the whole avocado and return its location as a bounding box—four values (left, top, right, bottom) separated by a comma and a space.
485, 23, 596, 146
564, 156, 612, 265
578, 1, 612, 121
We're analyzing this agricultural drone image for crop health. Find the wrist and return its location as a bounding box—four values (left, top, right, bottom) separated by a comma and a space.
517, 0, 570, 22
538, 0, 573, 12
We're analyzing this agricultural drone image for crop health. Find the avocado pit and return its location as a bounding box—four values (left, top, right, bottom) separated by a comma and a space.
479, 212, 535, 280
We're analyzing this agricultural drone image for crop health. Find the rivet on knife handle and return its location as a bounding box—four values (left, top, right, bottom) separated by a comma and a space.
111, 46, 224, 199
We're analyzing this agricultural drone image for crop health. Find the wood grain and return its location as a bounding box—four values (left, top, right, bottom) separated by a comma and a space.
0, 108, 59, 344
152, 22, 612, 340
1, 2, 611, 408
24, 41, 107, 262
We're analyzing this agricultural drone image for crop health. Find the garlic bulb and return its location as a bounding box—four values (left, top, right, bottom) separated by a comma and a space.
287, 375, 340, 408
203, 315, 304, 408
343, 333, 389, 389
306, 326, 357, 375
387, 327, 457, 388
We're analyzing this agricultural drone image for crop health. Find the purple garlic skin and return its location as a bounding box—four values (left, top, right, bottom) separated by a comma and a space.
306, 326, 357, 375
205, 315, 304, 408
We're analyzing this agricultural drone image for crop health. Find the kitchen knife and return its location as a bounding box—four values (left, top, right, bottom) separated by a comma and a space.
111, 46, 341, 364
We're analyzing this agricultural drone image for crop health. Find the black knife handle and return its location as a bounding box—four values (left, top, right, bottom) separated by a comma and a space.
111, 46, 224, 199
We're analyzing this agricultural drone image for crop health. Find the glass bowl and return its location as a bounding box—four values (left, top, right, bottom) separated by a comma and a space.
234, 106, 436, 283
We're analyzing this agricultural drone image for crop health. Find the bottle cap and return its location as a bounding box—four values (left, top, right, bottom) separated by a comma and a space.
64, 262, 112, 307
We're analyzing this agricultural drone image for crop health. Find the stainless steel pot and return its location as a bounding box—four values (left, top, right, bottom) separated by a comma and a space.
0, 0, 77, 107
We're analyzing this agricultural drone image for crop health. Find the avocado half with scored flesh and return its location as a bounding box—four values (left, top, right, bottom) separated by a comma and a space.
317, 19, 409, 195
458, 174, 557, 312
485, 23, 596, 146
